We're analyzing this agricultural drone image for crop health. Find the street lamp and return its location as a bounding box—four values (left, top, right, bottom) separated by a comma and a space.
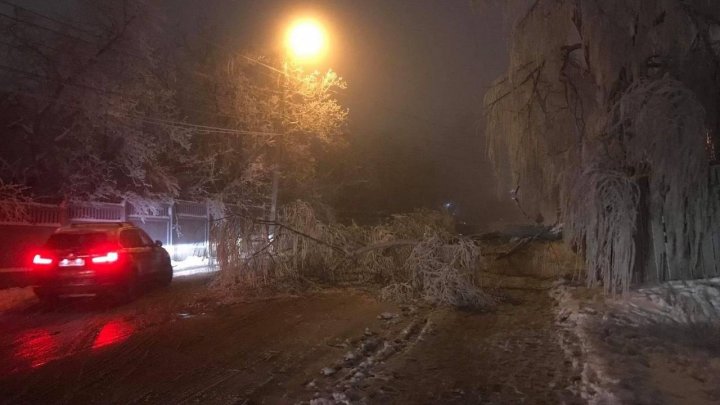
285, 18, 327, 62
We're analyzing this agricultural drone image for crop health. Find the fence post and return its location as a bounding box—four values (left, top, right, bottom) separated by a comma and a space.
168, 202, 175, 260
121, 199, 128, 222
205, 201, 212, 266
59, 199, 69, 225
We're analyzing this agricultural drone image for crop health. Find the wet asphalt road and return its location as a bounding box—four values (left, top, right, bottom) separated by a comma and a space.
0, 275, 583, 404
0, 274, 214, 377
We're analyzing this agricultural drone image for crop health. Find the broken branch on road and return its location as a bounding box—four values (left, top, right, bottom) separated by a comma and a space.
212, 202, 494, 309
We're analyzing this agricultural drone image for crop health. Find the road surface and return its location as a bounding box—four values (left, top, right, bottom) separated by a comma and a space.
0, 275, 582, 404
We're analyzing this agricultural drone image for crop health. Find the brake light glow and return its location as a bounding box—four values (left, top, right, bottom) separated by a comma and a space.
91, 252, 119, 264
32, 254, 53, 265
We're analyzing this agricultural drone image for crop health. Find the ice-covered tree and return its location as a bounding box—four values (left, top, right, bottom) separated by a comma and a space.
485, 0, 720, 292
173, 39, 349, 215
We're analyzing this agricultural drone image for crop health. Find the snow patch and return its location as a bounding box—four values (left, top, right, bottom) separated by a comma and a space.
614, 278, 720, 325
552, 277, 720, 404
551, 284, 620, 404
172, 255, 217, 277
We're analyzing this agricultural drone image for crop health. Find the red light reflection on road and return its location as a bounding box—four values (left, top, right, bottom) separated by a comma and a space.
15, 329, 59, 369
92, 319, 135, 350
5, 318, 137, 375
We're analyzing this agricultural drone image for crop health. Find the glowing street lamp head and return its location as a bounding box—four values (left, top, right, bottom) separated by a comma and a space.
286, 19, 326, 60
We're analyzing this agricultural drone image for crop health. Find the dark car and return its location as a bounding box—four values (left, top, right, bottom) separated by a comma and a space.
30, 222, 173, 304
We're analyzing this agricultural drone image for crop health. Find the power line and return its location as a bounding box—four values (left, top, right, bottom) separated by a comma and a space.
0, 11, 92, 44
0, 11, 145, 60
0, 0, 98, 38
0, 63, 128, 97
0, 37, 63, 55
118, 113, 282, 136
0, 59, 269, 128
0, 66, 283, 137
5, 86, 283, 137
241, 54, 287, 77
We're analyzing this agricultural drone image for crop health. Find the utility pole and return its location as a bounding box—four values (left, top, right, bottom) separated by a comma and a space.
268, 60, 287, 239
268, 18, 327, 237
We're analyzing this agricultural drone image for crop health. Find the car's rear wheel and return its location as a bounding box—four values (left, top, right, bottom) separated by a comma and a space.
159, 260, 173, 287
116, 268, 139, 304
34, 288, 59, 307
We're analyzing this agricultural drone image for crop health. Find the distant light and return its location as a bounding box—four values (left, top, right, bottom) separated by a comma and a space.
286, 19, 326, 60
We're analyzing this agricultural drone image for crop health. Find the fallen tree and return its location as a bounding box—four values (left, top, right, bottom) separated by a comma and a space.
212, 201, 494, 309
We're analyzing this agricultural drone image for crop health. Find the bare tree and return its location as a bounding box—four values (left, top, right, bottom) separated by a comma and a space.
0, 0, 193, 205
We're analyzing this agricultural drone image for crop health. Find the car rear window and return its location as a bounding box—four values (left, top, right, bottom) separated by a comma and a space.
46, 232, 109, 250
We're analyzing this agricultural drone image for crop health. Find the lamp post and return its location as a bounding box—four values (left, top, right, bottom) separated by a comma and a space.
268, 18, 328, 235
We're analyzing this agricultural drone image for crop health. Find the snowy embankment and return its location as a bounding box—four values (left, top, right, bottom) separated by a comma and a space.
552, 278, 720, 404
616, 278, 720, 324
551, 283, 619, 404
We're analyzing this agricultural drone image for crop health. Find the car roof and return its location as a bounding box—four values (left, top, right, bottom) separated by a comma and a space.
54, 222, 137, 234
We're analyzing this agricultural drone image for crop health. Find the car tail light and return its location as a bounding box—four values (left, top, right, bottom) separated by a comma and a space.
32, 254, 54, 266
91, 251, 119, 264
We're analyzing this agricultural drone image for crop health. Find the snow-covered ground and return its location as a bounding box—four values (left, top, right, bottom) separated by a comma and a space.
553, 278, 720, 404
171, 255, 218, 277
552, 283, 620, 404
617, 278, 720, 324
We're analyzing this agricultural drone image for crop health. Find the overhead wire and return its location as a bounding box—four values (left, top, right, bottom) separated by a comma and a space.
0, 10, 145, 60
0, 63, 128, 97
3, 85, 283, 137
0, 52, 290, 134
0, 0, 99, 37
0, 64, 283, 137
